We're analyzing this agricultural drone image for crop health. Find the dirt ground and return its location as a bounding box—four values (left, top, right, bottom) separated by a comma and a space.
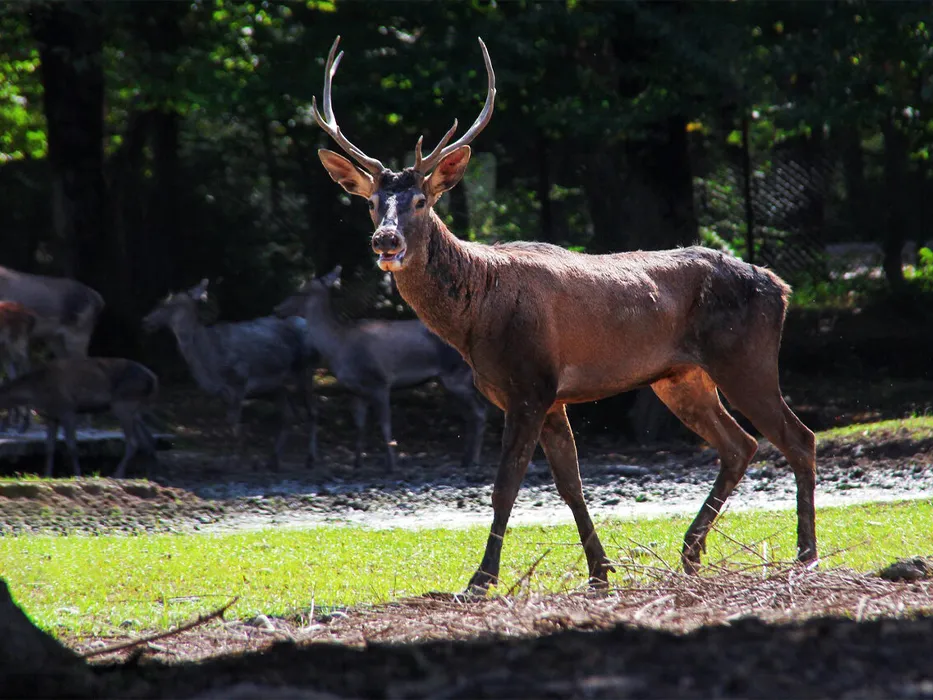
3, 376, 933, 698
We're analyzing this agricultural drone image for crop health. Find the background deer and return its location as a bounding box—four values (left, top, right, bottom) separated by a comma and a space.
0, 302, 37, 432
0, 357, 158, 478
0, 265, 104, 361
142, 279, 317, 470
311, 36, 817, 593
275, 265, 487, 471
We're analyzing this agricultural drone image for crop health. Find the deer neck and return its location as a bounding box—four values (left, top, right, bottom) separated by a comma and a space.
391, 213, 482, 355
166, 309, 224, 392
301, 294, 350, 365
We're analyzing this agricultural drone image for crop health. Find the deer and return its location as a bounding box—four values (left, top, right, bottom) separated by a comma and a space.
0, 266, 104, 361
142, 279, 318, 470
0, 302, 37, 432
0, 357, 159, 478
309, 36, 817, 594
274, 265, 487, 471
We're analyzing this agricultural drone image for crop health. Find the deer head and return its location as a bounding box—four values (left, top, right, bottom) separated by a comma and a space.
274, 266, 342, 319
142, 279, 210, 332
313, 36, 496, 273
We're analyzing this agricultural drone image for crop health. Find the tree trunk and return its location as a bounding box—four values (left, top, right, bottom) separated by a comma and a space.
32, 1, 137, 356
882, 115, 909, 290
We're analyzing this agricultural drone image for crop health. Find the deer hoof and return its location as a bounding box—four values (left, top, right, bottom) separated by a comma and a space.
465, 570, 496, 597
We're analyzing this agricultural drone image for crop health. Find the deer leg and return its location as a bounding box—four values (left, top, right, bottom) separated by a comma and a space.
305, 382, 319, 469
539, 405, 613, 588
467, 401, 549, 594
652, 367, 759, 574
351, 396, 368, 468
267, 389, 292, 472
60, 414, 83, 478
224, 394, 246, 467
441, 371, 487, 469
111, 403, 139, 480
373, 389, 397, 472
43, 419, 60, 478
709, 364, 818, 567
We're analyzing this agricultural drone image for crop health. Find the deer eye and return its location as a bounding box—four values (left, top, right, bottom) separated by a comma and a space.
368, 199, 376, 211
414, 198, 426, 210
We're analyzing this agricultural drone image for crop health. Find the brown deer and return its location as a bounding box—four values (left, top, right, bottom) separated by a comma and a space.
311, 36, 817, 593
0, 302, 37, 432
0, 358, 159, 478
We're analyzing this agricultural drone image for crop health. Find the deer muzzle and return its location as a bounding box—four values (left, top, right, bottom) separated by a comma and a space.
372, 229, 407, 272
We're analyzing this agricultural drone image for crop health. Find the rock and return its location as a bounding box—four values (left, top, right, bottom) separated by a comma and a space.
0, 578, 96, 696
248, 614, 276, 631
604, 465, 650, 478
878, 558, 933, 582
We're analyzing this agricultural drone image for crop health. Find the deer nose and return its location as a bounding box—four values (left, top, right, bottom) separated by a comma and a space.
372, 230, 402, 254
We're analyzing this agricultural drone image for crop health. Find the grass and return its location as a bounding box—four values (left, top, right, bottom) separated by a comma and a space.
2, 499, 932, 636
817, 415, 933, 442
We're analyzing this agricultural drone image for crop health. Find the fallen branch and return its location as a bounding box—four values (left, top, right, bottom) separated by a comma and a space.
81, 596, 239, 659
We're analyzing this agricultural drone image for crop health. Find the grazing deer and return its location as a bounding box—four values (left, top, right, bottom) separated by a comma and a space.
0, 266, 104, 361
275, 265, 487, 471
0, 358, 159, 478
142, 279, 317, 470
0, 302, 37, 432
310, 36, 817, 593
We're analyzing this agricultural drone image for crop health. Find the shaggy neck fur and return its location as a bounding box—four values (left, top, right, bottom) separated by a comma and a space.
392, 210, 491, 357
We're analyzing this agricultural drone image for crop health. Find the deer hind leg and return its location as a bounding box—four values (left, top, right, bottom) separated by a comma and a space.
351, 396, 368, 468
43, 419, 61, 478
708, 358, 817, 566
539, 405, 613, 588
651, 367, 759, 574
111, 402, 140, 479
467, 399, 550, 595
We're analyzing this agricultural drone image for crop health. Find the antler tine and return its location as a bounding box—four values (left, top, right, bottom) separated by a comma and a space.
413, 119, 459, 173
413, 37, 497, 175
312, 36, 386, 176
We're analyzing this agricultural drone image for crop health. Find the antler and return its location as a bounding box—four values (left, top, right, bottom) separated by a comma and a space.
312, 36, 386, 176
413, 37, 497, 175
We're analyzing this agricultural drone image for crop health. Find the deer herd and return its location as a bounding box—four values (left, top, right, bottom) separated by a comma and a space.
0, 36, 820, 592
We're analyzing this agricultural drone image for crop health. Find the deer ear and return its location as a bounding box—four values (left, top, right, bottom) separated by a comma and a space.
424, 146, 471, 200
319, 149, 375, 198
189, 279, 209, 301
323, 265, 342, 287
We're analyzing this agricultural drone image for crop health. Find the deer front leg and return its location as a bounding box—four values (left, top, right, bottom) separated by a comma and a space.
539, 405, 613, 589
267, 388, 293, 472
467, 402, 548, 595
304, 375, 319, 469
43, 419, 60, 478
60, 414, 83, 477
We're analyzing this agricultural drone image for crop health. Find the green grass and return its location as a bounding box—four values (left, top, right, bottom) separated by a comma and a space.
817, 416, 933, 442
2, 499, 932, 636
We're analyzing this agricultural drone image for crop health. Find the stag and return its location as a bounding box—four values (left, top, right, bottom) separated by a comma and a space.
311, 36, 817, 593
142, 279, 317, 470
275, 265, 487, 471
0, 358, 159, 478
